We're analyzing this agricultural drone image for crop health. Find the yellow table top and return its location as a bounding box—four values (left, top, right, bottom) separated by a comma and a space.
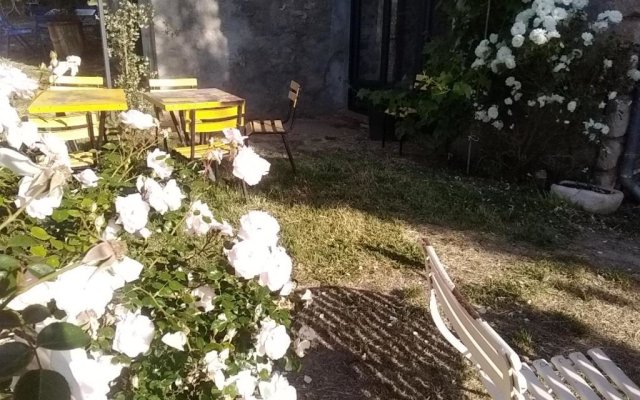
143, 88, 245, 111
28, 88, 128, 114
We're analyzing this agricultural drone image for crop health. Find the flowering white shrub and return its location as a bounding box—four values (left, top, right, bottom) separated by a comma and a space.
464, 0, 636, 175
0, 65, 307, 399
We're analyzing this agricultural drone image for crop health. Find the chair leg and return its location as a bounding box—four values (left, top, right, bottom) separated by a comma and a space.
281, 133, 296, 174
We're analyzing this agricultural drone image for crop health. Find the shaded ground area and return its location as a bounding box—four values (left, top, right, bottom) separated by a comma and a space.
244, 118, 640, 398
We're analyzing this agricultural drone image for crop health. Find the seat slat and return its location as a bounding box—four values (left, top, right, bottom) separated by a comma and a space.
431, 276, 510, 391
49, 75, 105, 88
173, 144, 231, 159
587, 349, 640, 400
569, 352, 624, 400
551, 356, 600, 400
273, 120, 285, 133
521, 364, 555, 400
532, 359, 578, 400
69, 151, 95, 169
149, 78, 198, 91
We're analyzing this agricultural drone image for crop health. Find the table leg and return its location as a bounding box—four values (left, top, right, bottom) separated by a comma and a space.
189, 109, 196, 160
99, 111, 107, 146
169, 111, 185, 145
179, 110, 189, 145
86, 112, 96, 150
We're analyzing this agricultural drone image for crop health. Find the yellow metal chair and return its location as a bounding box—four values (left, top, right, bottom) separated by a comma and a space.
149, 78, 242, 160
29, 114, 97, 169
245, 81, 300, 173
29, 76, 105, 168
48, 75, 105, 90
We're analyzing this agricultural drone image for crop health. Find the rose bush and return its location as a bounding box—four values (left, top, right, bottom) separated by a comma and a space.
0, 62, 313, 399
361, 0, 637, 178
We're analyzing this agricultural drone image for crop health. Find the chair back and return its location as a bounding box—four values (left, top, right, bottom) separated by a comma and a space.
49, 75, 105, 89
149, 78, 198, 92
29, 114, 96, 168
284, 80, 301, 130
421, 239, 527, 400
194, 105, 243, 133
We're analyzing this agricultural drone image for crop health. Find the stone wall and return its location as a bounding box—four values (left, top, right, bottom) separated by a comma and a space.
591, 0, 640, 188
147, 0, 350, 118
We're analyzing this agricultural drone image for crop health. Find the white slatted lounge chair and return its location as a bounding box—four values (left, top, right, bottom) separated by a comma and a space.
421, 239, 640, 400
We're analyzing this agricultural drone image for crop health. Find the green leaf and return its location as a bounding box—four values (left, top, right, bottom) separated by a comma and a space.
50, 239, 65, 251
51, 209, 69, 223
0, 310, 21, 329
8, 235, 41, 249
22, 305, 51, 324
30, 227, 51, 241
0, 342, 33, 378
30, 246, 48, 258
0, 254, 20, 271
27, 264, 54, 278
14, 369, 71, 400
37, 322, 91, 350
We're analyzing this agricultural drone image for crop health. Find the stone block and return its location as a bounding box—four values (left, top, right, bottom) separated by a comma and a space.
606, 96, 632, 138
596, 138, 625, 171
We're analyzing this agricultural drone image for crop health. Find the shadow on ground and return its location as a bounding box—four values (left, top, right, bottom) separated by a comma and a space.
291, 287, 480, 400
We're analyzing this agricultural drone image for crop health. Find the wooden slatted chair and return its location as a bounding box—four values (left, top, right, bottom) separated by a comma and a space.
149, 78, 244, 153
421, 239, 640, 400
245, 80, 300, 173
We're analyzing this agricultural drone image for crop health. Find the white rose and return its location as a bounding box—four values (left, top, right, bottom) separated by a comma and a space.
227, 239, 272, 280
6, 279, 53, 311
138, 176, 185, 215
487, 106, 499, 120
35, 134, 71, 169
113, 311, 155, 358
226, 369, 257, 399
529, 28, 549, 45
6, 121, 39, 150
567, 101, 577, 113
627, 69, 640, 81
222, 128, 247, 146
256, 317, 291, 360
259, 373, 297, 400
110, 256, 144, 285
238, 211, 280, 245
204, 349, 229, 390
74, 169, 100, 188
512, 34, 525, 48
115, 193, 150, 236
510, 21, 526, 36
51, 265, 117, 322
102, 218, 121, 240
36, 349, 123, 400
191, 285, 216, 312
119, 109, 158, 130
232, 147, 271, 186
147, 148, 173, 179
15, 176, 64, 220
259, 246, 293, 292
279, 280, 296, 297
184, 200, 218, 236
161, 331, 188, 351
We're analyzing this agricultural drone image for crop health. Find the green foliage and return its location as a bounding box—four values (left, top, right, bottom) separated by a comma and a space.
105, 0, 154, 108
14, 370, 71, 400
0, 114, 298, 398
361, 0, 636, 178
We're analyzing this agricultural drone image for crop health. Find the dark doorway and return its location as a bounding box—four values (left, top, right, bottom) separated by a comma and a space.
348, 0, 433, 113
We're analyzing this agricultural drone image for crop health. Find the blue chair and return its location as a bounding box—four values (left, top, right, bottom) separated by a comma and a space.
0, 16, 33, 55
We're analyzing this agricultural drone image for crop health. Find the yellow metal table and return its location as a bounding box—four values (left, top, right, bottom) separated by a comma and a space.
28, 88, 128, 147
143, 88, 245, 159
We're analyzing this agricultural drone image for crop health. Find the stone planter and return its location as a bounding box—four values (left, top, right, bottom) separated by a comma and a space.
550, 181, 624, 215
